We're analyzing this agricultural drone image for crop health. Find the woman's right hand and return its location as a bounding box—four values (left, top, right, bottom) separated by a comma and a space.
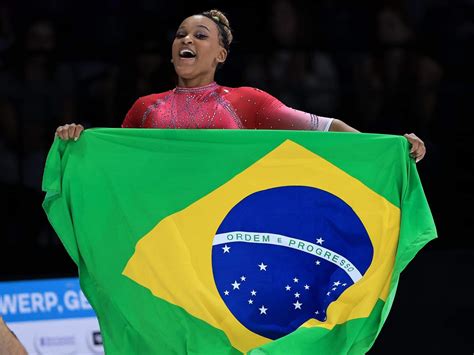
55, 123, 84, 141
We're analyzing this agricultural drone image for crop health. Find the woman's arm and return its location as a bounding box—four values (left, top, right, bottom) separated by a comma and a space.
329, 119, 426, 162
238, 87, 334, 131
241, 87, 426, 162
329, 119, 359, 132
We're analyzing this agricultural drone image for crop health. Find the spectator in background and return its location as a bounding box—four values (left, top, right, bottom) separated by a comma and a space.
0, 5, 14, 69
270, 0, 340, 116
353, 4, 443, 137
0, 5, 16, 188
0, 18, 76, 189
243, 0, 340, 116
113, 35, 175, 127
0, 18, 76, 246
74, 57, 118, 129
416, 0, 474, 145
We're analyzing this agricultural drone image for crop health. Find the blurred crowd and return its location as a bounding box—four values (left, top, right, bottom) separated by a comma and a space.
0, 0, 472, 279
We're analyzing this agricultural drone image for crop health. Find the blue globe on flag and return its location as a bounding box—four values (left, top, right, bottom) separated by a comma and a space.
212, 186, 374, 339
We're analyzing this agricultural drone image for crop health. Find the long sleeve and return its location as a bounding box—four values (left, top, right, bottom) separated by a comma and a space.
227, 87, 333, 131
260, 104, 333, 131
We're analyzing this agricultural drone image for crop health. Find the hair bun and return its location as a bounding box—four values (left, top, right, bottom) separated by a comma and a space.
202, 9, 233, 47
208, 9, 230, 27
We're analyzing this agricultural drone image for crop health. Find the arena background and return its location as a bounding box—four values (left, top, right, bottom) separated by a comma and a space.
0, 0, 472, 353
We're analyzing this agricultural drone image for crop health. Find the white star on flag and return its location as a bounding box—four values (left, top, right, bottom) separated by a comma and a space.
231, 281, 240, 290
222, 245, 230, 253
224, 290, 229, 296
333, 281, 341, 286
293, 277, 299, 283
258, 262, 267, 271
248, 299, 253, 304
250, 290, 257, 296
326, 292, 331, 296
259, 305, 268, 315
315, 260, 321, 265
240, 276, 246, 281
293, 301, 303, 309
332, 287, 337, 291
304, 284, 310, 290
316, 237, 324, 244
285, 285, 291, 291
294, 292, 300, 298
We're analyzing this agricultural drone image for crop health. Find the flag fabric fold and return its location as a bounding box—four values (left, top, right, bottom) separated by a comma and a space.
42, 128, 436, 354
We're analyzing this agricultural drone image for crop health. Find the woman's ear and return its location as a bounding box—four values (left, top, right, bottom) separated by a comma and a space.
217, 48, 228, 64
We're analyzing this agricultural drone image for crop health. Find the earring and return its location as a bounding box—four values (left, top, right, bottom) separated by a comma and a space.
170, 58, 174, 63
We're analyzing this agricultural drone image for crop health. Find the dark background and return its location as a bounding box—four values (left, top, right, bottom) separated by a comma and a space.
0, 0, 472, 353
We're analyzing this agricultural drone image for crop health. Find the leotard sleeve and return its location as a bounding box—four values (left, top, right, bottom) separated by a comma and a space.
226, 87, 333, 131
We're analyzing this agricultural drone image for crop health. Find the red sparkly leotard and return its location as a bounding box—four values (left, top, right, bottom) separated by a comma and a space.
121, 82, 333, 131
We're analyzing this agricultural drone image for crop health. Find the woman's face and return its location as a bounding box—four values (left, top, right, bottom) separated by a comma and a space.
172, 15, 227, 85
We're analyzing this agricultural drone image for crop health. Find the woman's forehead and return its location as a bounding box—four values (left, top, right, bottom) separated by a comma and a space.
178, 15, 217, 31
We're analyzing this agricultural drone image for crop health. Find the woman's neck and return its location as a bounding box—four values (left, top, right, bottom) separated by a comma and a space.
177, 76, 216, 88
174, 81, 218, 93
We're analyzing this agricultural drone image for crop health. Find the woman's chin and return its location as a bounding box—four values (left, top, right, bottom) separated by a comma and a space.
175, 68, 197, 80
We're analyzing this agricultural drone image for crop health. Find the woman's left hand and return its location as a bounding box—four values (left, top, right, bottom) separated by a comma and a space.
404, 133, 426, 163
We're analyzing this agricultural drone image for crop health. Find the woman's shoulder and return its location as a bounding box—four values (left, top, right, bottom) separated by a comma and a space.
122, 90, 173, 127
219, 85, 275, 101
132, 90, 174, 107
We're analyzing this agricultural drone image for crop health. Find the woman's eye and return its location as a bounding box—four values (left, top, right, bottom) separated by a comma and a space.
175, 33, 185, 38
195, 33, 208, 39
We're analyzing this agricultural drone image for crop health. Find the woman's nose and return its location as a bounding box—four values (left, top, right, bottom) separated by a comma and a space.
182, 35, 193, 44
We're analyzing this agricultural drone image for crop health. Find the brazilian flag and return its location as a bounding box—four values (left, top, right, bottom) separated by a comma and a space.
42, 129, 436, 354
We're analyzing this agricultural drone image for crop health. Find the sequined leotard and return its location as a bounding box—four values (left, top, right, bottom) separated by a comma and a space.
121, 82, 333, 131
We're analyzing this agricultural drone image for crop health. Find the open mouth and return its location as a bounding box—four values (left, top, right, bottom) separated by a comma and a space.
179, 49, 196, 59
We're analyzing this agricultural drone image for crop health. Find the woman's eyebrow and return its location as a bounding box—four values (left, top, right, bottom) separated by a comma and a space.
197, 25, 210, 32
